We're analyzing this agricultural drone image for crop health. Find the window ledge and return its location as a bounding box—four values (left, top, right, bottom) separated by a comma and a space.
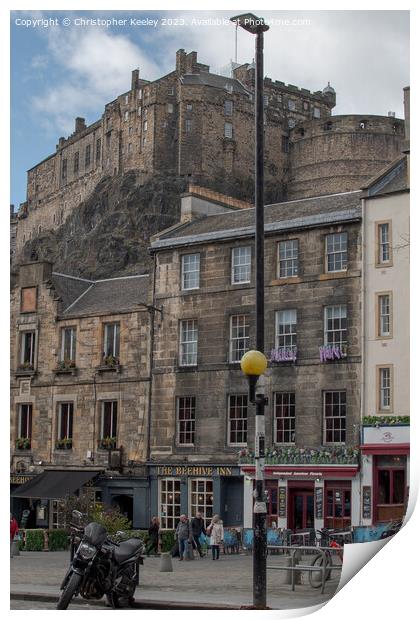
53, 367, 78, 376
96, 364, 122, 374
14, 369, 36, 378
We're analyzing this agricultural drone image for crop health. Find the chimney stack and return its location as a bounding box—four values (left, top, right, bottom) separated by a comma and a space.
131, 69, 139, 91
75, 117, 86, 133
176, 49, 186, 74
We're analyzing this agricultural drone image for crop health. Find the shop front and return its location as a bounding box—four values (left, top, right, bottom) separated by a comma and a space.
149, 463, 243, 529
360, 423, 409, 525
241, 464, 360, 531
97, 473, 149, 529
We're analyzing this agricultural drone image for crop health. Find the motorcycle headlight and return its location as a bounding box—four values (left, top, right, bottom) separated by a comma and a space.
78, 541, 96, 560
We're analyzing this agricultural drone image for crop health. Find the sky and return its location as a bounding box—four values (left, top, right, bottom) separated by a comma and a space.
10, 9, 410, 207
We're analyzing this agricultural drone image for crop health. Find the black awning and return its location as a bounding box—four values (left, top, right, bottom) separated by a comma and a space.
11, 470, 101, 499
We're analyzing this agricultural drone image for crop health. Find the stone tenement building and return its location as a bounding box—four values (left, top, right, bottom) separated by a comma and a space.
10, 261, 152, 528
14, 47, 405, 258
149, 188, 362, 530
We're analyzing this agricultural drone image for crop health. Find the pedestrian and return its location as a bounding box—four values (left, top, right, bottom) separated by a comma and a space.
191, 511, 206, 558
10, 513, 18, 558
175, 514, 192, 561
206, 514, 224, 560
145, 516, 161, 556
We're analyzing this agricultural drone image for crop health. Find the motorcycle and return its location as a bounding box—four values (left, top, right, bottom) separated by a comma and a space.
57, 510, 144, 610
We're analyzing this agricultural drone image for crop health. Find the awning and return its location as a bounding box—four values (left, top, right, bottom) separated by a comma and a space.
11, 469, 102, 499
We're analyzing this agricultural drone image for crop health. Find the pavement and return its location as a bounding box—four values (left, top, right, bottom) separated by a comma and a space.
10, 550, 341, 610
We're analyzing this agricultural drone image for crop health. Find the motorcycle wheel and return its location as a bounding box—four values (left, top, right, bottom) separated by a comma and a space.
56, 572, 82, 610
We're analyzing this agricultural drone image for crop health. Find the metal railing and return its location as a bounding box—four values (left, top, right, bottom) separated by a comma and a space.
267, 545, 343, 594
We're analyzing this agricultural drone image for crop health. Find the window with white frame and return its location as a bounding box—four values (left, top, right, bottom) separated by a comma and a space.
103, 323, 120, 359
185, 119, 193, 133
100, 401, 118, 441
124, 110, 129, 122
313, 107, 321, 118
326, 232, 348, 272
160, 479, 181, 529
231, 246, 251, 284
181, 253, 200, 290
177, 396, 196, 445
57, 403, 73, 440
224, 100, 233, 116
288, 99, 296, 111
18, 404, 32, 440
379, 367, 392, 411
224, 122, 233, 139
20, 331, 36, 367
377, 222, 391, 264
275, 309, 297, 351
228, 394, 248, 445
323, 391, 346, 444
324, 305, 347, 347
278, 239, 298, 278
378, 294, 391, 337
274, 392, 295, 443
179, 320, 198, 366
60, 327, 76, 363
230, 315, 250, 362
190, 479, 213, 527
167, 103, 174, 113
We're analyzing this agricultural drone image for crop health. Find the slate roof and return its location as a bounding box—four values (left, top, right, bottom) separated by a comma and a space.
363, 155, 409, 197
181, 72, 250, 96
151, 190, 362, 250
51, 273, 150, 318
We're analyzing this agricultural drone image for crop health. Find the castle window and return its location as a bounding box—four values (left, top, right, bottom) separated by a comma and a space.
277, 95, 282, 104
124, 111, 129, 122
167, 86, 174, 95
73, 152, 79, 174
106, 131, 111, 148
224, 100, 233, 116
85, 144, 91, 168
264, 95, 269, 107
138, 90, 142, 99
128, 142, 132, 153
224, 122, 233, 139
167, 103, 174, 114
303, 101, 309, 111
313, 107, 321, 119
128, 126, 133, 135
324, 121, 333, 131
186, 103, 193, 111
96, 138, 101, 163
288, 99, 296, 111
124, 94, 129, 104
288, 119, 296, 129
61, 159, 67, 181
185, 119, 193, 133
138, 106, 142, 116
359, 120, 368, 129
143, 120, 148, 132
142, 135, 146, 148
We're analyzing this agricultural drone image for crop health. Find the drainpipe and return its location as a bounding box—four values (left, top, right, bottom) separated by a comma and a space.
359, 196, 366, 525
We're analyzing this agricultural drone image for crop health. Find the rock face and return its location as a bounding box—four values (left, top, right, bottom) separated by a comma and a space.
20, 172, 188, 279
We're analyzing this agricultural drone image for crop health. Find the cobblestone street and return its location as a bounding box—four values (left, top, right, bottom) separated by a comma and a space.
10, 550, 341, 610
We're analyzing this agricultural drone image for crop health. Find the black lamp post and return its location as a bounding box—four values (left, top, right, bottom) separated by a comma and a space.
231, 12, 269, 610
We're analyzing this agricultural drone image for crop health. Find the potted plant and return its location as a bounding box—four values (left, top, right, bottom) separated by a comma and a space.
103, 355, 119, 368
15, 437, 31, 450
56, 438, 73, 450
57, 359, 76, 370
17, 362, 34, 371
98, 436, 117, 450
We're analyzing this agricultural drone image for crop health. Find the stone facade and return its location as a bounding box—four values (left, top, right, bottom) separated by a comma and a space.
10, 262, 151, 527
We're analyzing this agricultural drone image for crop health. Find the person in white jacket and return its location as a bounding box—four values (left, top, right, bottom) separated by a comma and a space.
206, 514, 224, 560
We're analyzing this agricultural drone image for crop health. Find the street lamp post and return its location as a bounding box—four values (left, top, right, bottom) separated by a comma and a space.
231, 12, 269, 610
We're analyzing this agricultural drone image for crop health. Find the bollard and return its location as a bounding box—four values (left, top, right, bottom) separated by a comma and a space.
277, 556, 292, 585
11, 541, 20, 557
159, 552, 173, 572
184, 540, 194, 560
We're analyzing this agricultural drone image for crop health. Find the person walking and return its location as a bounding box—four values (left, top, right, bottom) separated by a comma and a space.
175, 514, 192, 561
191, 511, 206, 558
145, 516, 161, 556
10, 514, 18, 558
207, 514, 224, 560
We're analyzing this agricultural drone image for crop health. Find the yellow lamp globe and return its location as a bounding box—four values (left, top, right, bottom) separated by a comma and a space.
240, 350, 268, 377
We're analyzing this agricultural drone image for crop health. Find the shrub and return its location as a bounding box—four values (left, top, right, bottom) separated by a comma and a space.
48, 528, 70, 551
24, 529, 45, 551
90, 503, 132, 536
160, 530, 175, 553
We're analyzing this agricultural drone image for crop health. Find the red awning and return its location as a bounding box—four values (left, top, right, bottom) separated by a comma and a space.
360, 443, 410, 456
241, 465, 359, 478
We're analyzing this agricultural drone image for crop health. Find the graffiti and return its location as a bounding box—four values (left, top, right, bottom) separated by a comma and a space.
270, 347, 297, 363
319, 344, 347, 362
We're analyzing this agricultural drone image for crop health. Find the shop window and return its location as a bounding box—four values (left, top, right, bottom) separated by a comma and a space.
20, 287, 37, 313
376, 456, 406, 522
190, 479, 213, 527
324, 305, 347, 348
325, 482, 351, 529
274, 392, 295, 444
325, 232, 348, 272
229, 314, 250, 363
323, 391, 346, 444
60, 326, 76, 364
228, 394, 248, 446
231, 246, 251, 284
278, 239, 298, 278
181, 253, 200, 290
160, 478, 181, 529
179, 320, 198, 366
177, 396, 196, 445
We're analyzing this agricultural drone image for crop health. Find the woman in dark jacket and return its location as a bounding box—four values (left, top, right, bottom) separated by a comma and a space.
145, 516, 161, 556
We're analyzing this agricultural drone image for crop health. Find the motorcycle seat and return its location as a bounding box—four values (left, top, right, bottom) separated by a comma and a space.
113, 538, 143, 564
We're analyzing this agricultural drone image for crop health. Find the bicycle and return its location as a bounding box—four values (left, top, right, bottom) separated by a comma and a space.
308, 529, 343, 588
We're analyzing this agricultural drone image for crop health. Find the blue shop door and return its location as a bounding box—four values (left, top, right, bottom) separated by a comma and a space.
221, 477, 243, 526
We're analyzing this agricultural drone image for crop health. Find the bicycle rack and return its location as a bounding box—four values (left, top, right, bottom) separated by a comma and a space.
267, 544, 343, 594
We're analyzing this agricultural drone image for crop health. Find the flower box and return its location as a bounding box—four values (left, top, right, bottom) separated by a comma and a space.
15, 438, 31, 450
55, 439, 73, 450
98, 437, 117, 450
